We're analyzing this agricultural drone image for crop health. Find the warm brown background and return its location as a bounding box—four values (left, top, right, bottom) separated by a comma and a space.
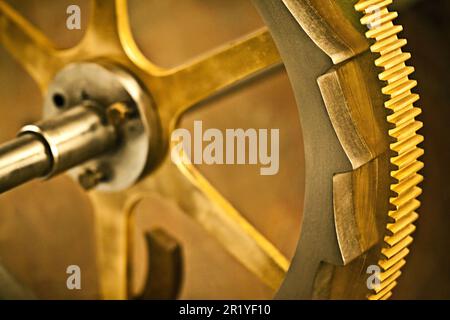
0, 0, 448, 299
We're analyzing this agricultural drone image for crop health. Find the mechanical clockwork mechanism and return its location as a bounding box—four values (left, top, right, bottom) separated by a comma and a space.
0, 0, 423, 300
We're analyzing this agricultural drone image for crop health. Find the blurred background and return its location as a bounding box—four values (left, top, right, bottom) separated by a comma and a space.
0, 0, 448, 299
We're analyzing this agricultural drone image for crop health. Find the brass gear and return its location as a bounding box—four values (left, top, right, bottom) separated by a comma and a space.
0, 0, 288, 299
0, 0, 424, 300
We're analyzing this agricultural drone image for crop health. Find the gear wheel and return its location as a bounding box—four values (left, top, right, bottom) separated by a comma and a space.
0, 0, 423, 300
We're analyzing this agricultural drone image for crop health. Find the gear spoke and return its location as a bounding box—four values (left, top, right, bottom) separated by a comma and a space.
81, 0, 124, 55
132, 157, 289, 291
89, 191, 129, 300
83, 0, 122, 50
84, 0, 161, 71
152, 29, 281, 124
0, 1, 63, 92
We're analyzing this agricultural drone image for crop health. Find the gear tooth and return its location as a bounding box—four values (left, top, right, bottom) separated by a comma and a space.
385, 223, 416, 246
366, 24, 403, 41
374, 270, 402, 293
382, 236, 413, 259
361, 9, 398, 27
383, 76, 409, 94
391, 186, 422, 208
389, 120, 423, 140
380, 64, 406, 81
379, 38, 407, 56
388, 212, 419, 232
379, 248, 409, 271
375, 49, 402, 67
392, 161, 424, 181
387, 107, 421, 127
391, 134, 424, 155
380, 52, 412, 71
391, 174, 423, 195
371, 35, 396, 52
355, 0, 393, 12
379, 291, 393, 300
382, 65, 414, 83
385, 92, 419, 112
391, 147, 424, 169
367, 11, 398, 29
389, 79, 417, 97
380, 259, 406, 282
365, 23, 390, 38
361, 8, 389, 25
389, 199, 421, 220
368, 281, 397, 300
383, 77, 415, 95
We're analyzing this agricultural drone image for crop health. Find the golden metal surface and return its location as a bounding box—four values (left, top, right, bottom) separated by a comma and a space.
313, 47, 392, 301
273, 0, 423, 300
318, 54, 387, 169
0, 0, 286, 299
355, 0, 424, 300
318, 52, 390, 269
135, 228, 183, 299
282, 0, 368, 64
332, 159, 381, 265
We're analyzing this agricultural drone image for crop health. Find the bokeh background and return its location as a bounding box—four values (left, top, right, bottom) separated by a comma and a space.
0, 0, 448, 299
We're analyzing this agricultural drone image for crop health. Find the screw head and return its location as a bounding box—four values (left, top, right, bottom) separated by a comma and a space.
107, 102, 131, 127
78, 168, 106, 190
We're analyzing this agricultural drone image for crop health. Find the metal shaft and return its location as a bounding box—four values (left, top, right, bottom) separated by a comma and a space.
0, 104, 118, 194
0, 134, 51, 193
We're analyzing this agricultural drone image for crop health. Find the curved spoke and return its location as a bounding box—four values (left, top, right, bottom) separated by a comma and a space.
152, 29, 282, 124
132, 157, 289, 291
89, 0, 119, 35
81, 3, 282, 130
80, 0, 123, 56
84, 0, 162, 74
89, 191, 129, 299
0, 1, 63, 91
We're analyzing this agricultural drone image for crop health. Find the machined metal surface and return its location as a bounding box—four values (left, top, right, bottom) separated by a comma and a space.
255, 0, 355, 299
22, 104, 117, 178
0, 62, 159, 194
0, 104, 118, 194
43, 62, 159, 192
255, 0, 422, 300
0, 134, 51, 193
